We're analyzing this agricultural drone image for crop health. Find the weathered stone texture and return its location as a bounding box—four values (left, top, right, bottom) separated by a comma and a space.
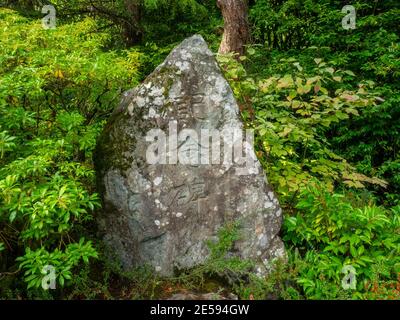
95, 35, 285, 276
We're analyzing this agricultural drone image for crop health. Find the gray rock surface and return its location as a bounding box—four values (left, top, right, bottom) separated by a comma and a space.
95, 35, 285, 276
167, 291, 238, 300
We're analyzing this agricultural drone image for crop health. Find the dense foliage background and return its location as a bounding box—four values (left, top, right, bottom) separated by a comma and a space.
0, 0, 399, 299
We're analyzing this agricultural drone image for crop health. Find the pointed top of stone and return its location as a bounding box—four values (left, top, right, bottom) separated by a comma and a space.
168, 34, 211, 57
155, 34, 214, 74
177, 34, 209, 49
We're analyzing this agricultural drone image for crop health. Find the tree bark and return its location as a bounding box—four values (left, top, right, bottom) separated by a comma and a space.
217, 0, 250, 56
123, 0, 143, 45
87, 0, 143, 45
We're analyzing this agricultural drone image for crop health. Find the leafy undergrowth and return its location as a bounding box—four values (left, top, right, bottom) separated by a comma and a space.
0, 8, 140, 294
218, 43, 399, 299
1, 3, 400, 300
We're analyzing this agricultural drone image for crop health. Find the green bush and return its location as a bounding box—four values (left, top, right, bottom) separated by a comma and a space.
1, 2, 399, 300
249, 0, 400, 208
0, 8, 140, 293
219, 53, 386, 206
219, 47, 399, 299
284, 182, 400, 299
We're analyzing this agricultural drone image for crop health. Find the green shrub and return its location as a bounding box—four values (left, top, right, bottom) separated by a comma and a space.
219, 49, 398, 300
0, 8, 140, 293
219, 53, 386, 207
283, 182, 400, 299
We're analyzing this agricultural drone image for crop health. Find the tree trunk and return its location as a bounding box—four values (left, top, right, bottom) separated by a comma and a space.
217, 0, 250, 56
87, 0, 143, 45
123, 0, 143, 45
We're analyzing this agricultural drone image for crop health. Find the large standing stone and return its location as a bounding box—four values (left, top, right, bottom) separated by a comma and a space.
95, 35, 285, 276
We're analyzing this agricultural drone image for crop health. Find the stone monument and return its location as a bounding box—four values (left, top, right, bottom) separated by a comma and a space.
95, 35, 285, 276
